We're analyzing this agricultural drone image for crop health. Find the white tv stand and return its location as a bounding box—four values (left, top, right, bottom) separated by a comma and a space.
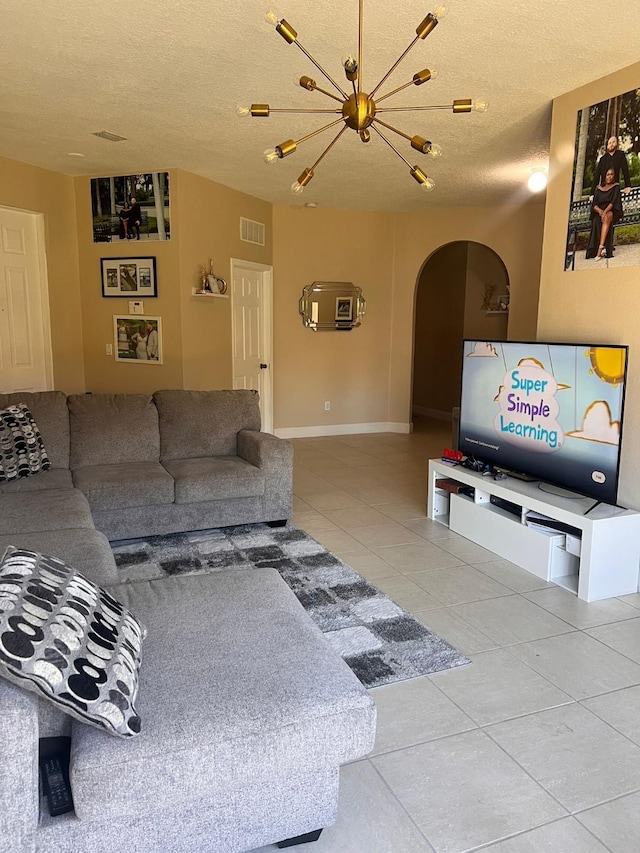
427, 459, 640, 602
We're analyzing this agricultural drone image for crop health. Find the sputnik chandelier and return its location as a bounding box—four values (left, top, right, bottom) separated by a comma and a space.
237, 2, 488, 194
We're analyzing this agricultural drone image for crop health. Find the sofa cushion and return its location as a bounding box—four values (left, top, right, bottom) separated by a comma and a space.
0, 547, 145, 738
154, 389, 261, 461
73, 462, 175, 511
0, 489, 94, 536
0, 468, 72, 495
0, 404, 51, 482
0, 529, 117, 586
68, 394, 160, 469
69, 569, 376, 821
162, 456, 264, 504
0, 391, 70, 469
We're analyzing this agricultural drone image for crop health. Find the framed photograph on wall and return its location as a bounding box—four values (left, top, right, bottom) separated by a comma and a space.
91, 172, 170, 243
113, 316, 163, 364
335, 296, 354, 322
102, 257, 157, 297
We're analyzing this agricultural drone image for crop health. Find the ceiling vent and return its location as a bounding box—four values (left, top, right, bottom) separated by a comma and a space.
240, 217, 265, 246
92, 130, 128, 142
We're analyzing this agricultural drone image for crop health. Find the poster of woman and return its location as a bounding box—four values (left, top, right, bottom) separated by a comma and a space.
565, 87, 640, 271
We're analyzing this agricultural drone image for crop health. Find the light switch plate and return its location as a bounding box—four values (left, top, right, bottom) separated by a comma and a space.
129, 300, 144, 314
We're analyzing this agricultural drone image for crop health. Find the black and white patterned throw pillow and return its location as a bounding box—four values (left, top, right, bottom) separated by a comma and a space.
0, 547, 145, 738
0, 404, 51, 482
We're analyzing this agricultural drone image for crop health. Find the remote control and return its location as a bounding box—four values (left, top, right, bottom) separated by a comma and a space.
41, 756, 74, 816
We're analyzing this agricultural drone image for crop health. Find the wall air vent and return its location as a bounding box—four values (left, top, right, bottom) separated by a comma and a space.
92, 131, 128, 142
240, 217, 266, 246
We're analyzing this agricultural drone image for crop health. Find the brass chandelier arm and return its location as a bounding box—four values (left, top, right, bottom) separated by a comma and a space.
373, 117, 413, 143
269, 108, 343, 114
376, 104, 459, 113
375, 68, 435, 104
303, 81, 345, 104
375, 78, 416, 104
293, 39, 349, 100
369, 36, 419, 99
308, 124, 350, 172
295, 116, 348, 146
370, 123, 413, 170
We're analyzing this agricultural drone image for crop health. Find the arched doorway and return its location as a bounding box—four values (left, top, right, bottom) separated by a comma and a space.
411, 241, 510, 425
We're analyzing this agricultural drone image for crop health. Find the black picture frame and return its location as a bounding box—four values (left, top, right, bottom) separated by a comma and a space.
101, 257, 157, 297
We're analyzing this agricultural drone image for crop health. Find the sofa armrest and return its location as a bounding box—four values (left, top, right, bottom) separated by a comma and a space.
0, 679, 39, 853
238, 430, 293, 522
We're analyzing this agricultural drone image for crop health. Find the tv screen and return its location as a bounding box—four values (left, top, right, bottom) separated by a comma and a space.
459, 341, 628, 505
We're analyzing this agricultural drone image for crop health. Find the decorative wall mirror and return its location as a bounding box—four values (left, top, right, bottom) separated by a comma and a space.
299, 282, 366, 331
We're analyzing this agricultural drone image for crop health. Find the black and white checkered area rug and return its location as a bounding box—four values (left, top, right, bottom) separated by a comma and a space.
111, 523, 470, 688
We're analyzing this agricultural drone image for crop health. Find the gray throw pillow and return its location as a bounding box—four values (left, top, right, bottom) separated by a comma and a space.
0, 547, 145, 738
0, 403, 51, 482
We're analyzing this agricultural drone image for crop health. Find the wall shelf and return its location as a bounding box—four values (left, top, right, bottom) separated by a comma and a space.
485, 309, 508, 315
191, 288, 228, 299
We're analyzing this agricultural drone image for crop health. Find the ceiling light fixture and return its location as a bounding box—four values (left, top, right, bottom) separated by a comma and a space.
239, 2, 487, 194
527, 169, 548, 193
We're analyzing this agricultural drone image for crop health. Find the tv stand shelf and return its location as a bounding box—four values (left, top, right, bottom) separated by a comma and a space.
427, 460, 640, 602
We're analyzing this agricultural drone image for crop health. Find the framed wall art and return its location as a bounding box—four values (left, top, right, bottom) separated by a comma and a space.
102, 257, 157, 297
91, 172, 170, 243
113, 316, 163, 364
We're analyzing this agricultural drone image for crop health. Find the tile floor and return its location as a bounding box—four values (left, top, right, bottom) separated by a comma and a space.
253, 419, 640, 853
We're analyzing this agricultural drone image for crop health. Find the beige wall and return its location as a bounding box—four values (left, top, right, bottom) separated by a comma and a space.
390, 201, 546, 424
272, 205, 395, 429
538, 61, 640, 509
413, 243, 466, 415
73, 168, 272, 395
0, 156, 85, 393
74, 170, 183, 394
177, 169, 272, 390
463, 242, 510, 341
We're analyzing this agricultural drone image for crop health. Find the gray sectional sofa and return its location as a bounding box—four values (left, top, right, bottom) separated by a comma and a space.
0, 390, 377, 853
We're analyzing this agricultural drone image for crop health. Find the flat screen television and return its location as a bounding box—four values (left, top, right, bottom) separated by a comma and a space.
458, 340, 628, 505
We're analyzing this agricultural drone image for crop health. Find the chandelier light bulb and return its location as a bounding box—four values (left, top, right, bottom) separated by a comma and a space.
342, 53, 358, 74
236, 105, 250, 118
472, 99, 489, 113
264, 10, 280, 26
527, 170, 548, 193
426, 142, 443, 159
420, 176, 436, 191
291, 180, 305, 195
433, 5, 447, 19
263, 148, 280, 165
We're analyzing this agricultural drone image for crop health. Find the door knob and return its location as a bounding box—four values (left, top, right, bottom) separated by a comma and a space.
259, 363, 268, 369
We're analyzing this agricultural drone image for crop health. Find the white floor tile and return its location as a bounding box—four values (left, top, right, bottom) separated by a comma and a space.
577, 790, 640, 853
487, 704, 640, 812
373, 729, 565, 853
410, 565, 512, 606
480, 818, 609, 851
370, 677, 476, 755
430, 648, 573, 725
451, 596, 573, 646
509, 631, 640, 699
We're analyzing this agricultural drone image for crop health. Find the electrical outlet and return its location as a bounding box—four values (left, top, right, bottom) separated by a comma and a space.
324, 401, 331, 411
106, 343, 113, 356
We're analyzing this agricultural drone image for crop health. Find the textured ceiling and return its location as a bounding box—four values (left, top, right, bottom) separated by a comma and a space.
1, 0, 639, 212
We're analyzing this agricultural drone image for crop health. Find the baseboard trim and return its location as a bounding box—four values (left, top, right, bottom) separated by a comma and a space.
412, 406, 452, 421
274, 422, 411, 439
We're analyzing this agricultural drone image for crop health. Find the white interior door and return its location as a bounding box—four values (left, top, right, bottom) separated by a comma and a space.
0, 207, 52, 393
231, 259, 273, 433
